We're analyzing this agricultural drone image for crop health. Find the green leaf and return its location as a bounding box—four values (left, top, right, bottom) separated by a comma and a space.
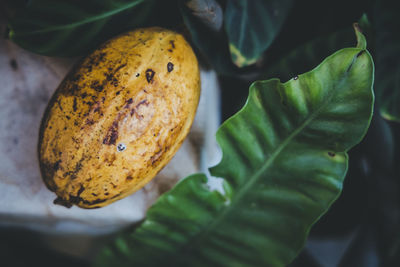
96, 33, 374, 266
373, 0, 400, 121
180, 0, 239, 75
225, 0, 293, 67
8, 0, 154, 56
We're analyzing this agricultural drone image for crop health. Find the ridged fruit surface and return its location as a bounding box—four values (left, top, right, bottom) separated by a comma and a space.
38, 27, 200, 208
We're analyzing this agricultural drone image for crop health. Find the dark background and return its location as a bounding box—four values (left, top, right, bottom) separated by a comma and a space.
1, 0, 399, 266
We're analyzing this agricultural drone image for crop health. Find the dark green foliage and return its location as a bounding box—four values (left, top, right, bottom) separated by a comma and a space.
373, 0, 400, 121
7, 0, 155, 56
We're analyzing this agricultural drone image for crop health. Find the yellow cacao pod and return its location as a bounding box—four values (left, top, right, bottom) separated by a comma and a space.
38, 27, 200, 208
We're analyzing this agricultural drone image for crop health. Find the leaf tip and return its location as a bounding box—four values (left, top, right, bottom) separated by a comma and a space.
353, 22, 367, 49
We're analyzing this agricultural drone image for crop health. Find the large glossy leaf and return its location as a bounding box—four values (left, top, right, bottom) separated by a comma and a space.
373, 0, 400, 121
96, 33, 374, 266
225, 0, 293, 67
7, 0, 155, 56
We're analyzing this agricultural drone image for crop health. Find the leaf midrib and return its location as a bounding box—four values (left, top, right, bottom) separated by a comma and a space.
177, 55, 358, 260
11, 0, 144, 36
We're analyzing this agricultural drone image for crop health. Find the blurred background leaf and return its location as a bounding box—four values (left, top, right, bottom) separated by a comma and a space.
180, 0, 239, 75
7, 0, 156, 56
338, 224, 381, 267
372, 0, 400, 121
224, 0, 293, 67
185, 0, 223, 31
262, 16, 371, 83
262, 27, 356, 82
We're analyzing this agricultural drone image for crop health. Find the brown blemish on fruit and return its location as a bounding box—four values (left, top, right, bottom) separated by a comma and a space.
64, 157, 84, 180
167, 62, 174, 72
88, 52, 106, 67
150, 149, 163, 165
93, 104, 101, 113
146, 69, 155, 83
67, 195, 107, 207
111, 193, 121, 200
86, 199, 107, 205
129, 99, 149, 117
53, 160, 61, 171
67, 85, 82, 98
77, 184, 85, 196
104, 63, 126, 87
85, 118, 95, 125
103, 121, 119, 145
104, 153, 117, 166
41, 160, 62, 188
114, 63, 127, 73
124, 98, 133, 108
90, 80, 104, 92
169, 40, 175, 49
57, 99, 63, 111
73, 98, 77, 112
136, 99, 149, 108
